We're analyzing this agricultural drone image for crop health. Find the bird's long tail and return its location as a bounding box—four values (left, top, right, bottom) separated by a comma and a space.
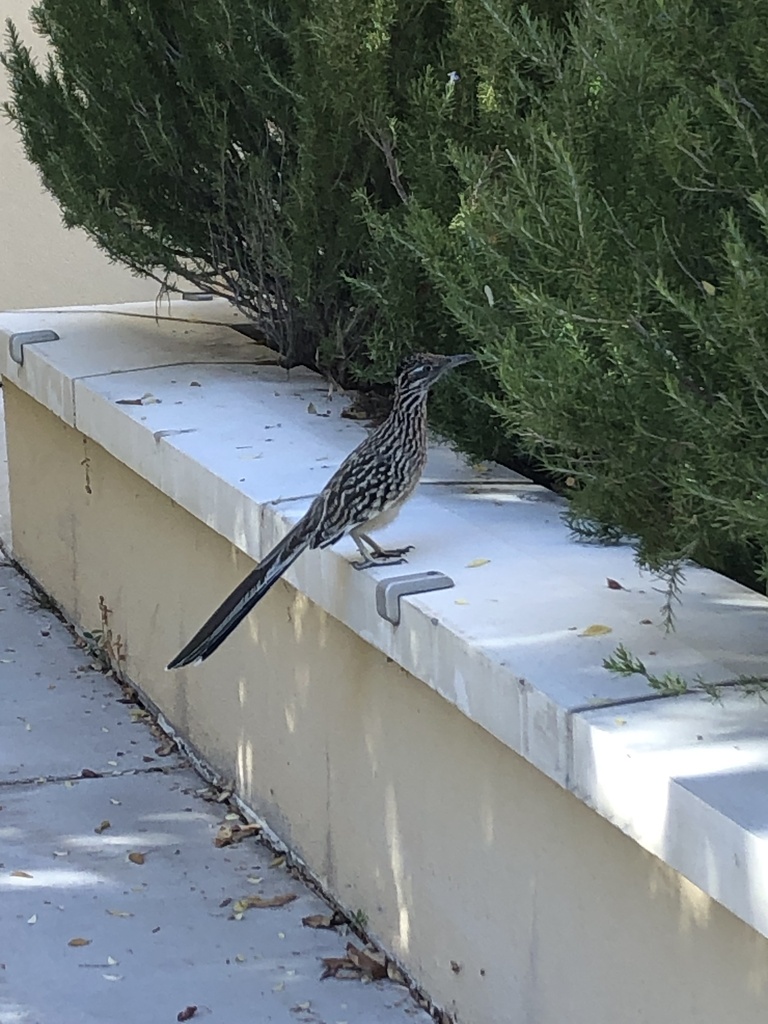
167, 525, 310, 669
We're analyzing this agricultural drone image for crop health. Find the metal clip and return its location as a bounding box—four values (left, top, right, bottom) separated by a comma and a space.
375, 571, 454, 625
8, 330, 60, 366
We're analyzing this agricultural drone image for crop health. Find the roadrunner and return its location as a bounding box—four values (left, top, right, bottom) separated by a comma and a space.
167, 352, 475, 668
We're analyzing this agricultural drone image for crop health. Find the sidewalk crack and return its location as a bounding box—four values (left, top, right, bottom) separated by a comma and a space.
0, 763, 187, 789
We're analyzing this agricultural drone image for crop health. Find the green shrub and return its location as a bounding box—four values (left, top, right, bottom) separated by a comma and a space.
363, 0, 768, 588
8, 0, 768, 589
2, 0, 446, 369
354, 0, 574, 465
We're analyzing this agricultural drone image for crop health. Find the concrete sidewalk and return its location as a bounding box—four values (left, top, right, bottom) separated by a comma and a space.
0, 398, 429, 1024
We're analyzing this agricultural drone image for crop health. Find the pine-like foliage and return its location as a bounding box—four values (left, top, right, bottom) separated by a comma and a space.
363, 0, 768, 586
2, 0, 445, 369
353, 0, 573, 463
8, 0, 768, 587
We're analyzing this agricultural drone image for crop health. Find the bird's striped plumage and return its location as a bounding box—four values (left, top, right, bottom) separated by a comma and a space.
167, 351, 474, 669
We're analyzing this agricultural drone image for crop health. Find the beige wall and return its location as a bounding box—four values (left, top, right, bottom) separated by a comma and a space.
6, 380, 768, 1024
0, 2, 158, 310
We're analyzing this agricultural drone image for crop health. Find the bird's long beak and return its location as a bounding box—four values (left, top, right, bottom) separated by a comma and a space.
445, 353, 476, 368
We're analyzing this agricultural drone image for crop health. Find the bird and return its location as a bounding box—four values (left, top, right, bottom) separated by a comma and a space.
167, 351, 475, 669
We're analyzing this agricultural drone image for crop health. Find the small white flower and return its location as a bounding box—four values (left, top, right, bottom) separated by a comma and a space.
448, 71, 460, 84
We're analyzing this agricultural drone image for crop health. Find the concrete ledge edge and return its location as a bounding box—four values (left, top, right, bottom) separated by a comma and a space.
3, 300, 768, 941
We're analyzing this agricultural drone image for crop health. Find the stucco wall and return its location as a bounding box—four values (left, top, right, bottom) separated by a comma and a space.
0, 2, 157, 310
5, 378, 768, 1024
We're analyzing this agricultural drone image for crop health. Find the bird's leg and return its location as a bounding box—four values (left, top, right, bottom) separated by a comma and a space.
350, 533, 378, 570
350, 530, 413, 570
358, 532, 414, 560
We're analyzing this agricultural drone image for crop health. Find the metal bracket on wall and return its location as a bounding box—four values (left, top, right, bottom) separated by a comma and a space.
8, 330, 60, 366
375, 571, 454, 626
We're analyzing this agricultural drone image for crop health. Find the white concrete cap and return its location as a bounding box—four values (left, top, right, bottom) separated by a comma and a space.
3, 300, 768, 942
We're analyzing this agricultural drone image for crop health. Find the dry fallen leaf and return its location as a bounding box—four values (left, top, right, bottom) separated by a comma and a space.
11, 870, 33, 878
346, 943, 388, 980
116, 392, 161, 406
302, 912, 344, 930
466, 558, 490, 568
127, 852, 146, 865
640, 618, 653, 625
320, 942, 389, 981
579, 624, 613, 637
454, 598, 469, 606
320, 955, 353, 980
213, 822, 261, 848
106, 909, 133, 918
196, 786, 216, 801
269, 854, 285, 869
177, 1008, 198, 1022
27, 915, 37, 925
94, 820, 111, 835
102, 974, 123, 982
387, 962, 407, 985
154, 740, 176, 757
353, 945, 383, 975
68, 937, 91, 947
606, 578, 625, 590
80, 768, 102, 778
232, 892, 297, 914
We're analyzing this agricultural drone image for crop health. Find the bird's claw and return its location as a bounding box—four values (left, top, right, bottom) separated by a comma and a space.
351, 553, 410, 571
373, 545, 414, 560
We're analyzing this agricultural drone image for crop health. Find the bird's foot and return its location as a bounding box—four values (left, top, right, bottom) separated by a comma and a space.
370, 544, 414, 560
351, 552, 410, 571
